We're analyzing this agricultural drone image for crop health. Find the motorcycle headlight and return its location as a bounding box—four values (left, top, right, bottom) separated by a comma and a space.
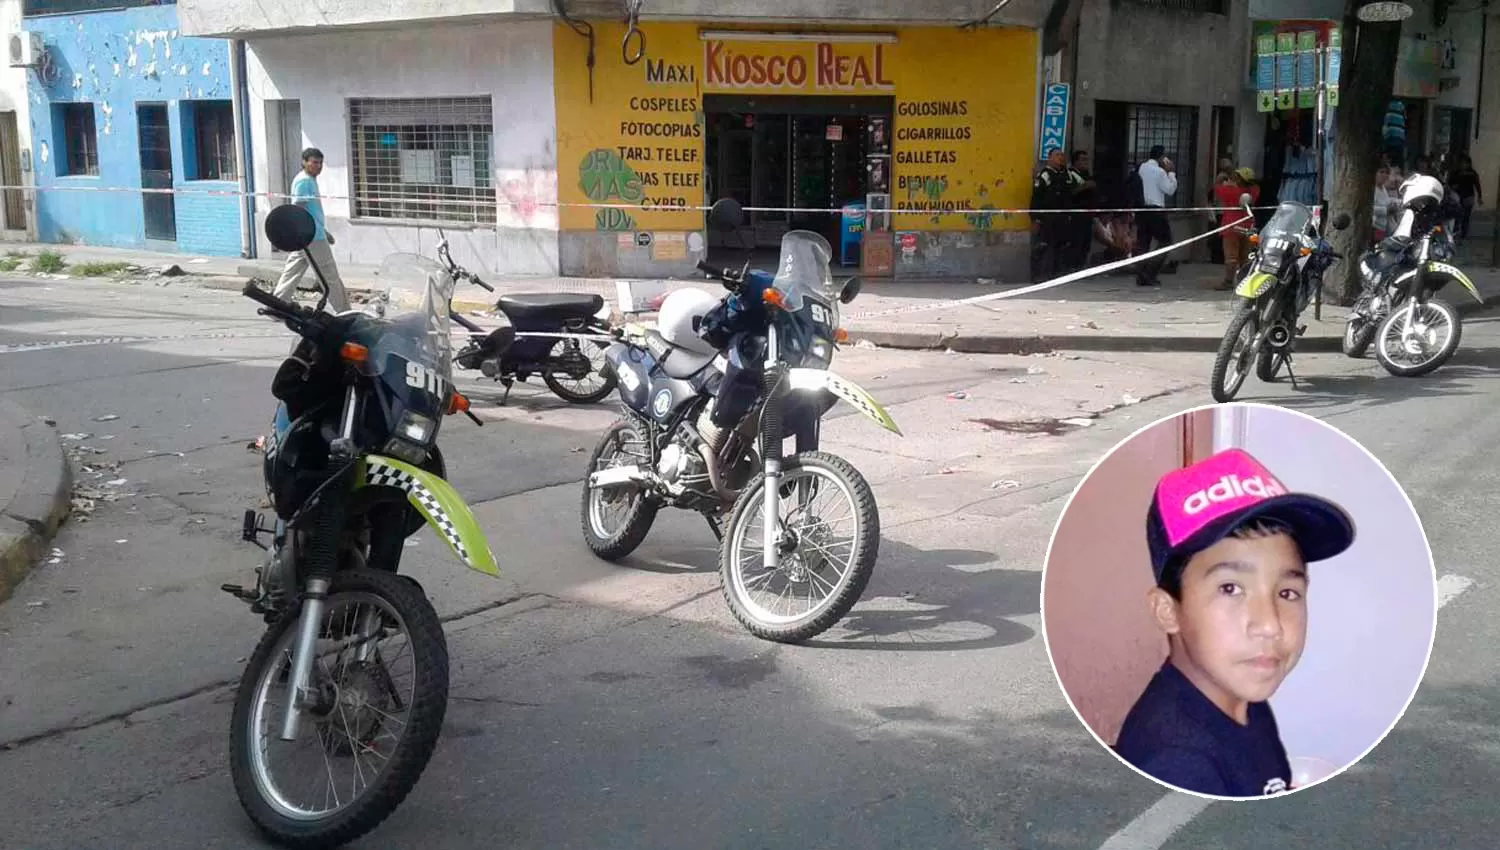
808, 338, 831, 364
396, 411, 436, 444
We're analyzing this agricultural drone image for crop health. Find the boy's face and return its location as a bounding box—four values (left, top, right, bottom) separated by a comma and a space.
303, 157, 324, 177
1150, 529, 1309, 719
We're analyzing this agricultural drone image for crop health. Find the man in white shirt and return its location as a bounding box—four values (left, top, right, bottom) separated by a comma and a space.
1134, 145, 1178, 287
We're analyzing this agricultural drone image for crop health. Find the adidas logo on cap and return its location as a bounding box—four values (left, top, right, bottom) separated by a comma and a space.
1182, 474, 1287, 516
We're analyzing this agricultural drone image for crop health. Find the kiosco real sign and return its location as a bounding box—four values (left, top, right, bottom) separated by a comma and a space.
701, 39, 896, 93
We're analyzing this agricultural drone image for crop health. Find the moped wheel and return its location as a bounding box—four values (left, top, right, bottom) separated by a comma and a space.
543, 338, 617, 404
229, 568, 449, 850
1374, 297, 1462, 377
581, 418, 659, 561
1210, 303, 1258, 403
720, 451, 879, 644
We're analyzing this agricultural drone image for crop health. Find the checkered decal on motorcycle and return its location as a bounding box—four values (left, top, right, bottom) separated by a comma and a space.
822, 372, 897, 433
365, 457, 471, 567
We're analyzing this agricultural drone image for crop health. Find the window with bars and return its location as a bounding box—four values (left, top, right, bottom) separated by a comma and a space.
348, 96, 495, 226
1126, 103, 1198, 207
55, 102, 98, 177
187, 100, 237, 181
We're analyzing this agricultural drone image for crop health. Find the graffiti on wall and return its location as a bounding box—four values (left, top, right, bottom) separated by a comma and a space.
578, 148, 643, 231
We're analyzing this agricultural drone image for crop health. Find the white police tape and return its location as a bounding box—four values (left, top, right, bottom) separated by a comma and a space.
0, 180, 1287, 218
845, 213, 1259, 321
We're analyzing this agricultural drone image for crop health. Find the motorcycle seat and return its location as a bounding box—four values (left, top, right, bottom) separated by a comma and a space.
645, 330, 717, 379
497, 293, 605, 322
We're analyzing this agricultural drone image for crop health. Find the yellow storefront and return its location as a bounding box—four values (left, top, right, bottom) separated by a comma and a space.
553, 21, 1039, 280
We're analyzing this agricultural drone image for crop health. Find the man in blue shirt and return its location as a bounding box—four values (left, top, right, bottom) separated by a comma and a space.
272, 147, 350, 312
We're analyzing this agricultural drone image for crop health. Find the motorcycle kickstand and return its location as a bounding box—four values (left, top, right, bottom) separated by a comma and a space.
498, 377, 514, 405
1282, 353, 1300, 390
704, 513, 724, 542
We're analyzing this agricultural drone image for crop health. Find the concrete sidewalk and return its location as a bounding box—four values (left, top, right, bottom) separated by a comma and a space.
0, 399, 72, 605
7, 239, 1500, 355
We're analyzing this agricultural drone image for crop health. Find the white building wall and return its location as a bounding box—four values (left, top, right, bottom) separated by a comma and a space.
0, 0, 33, 237
244, 18, 559, 277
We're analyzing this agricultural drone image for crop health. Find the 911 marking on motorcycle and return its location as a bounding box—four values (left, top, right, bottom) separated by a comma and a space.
406, 360, 446, 396
810, 302, 831, 325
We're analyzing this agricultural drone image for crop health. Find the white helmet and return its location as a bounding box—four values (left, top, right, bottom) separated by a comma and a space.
655, 288, 721, 356
1398, 174, 1445, 211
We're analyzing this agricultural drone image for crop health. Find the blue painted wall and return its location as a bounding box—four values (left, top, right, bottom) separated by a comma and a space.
25, 5, 243, 256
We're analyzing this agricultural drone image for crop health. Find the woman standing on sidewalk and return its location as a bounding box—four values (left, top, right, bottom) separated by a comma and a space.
1212, 168, 1259, 290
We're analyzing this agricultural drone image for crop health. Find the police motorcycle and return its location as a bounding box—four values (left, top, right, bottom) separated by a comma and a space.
579, 197, 902, 644
1210, 195, 1350, 403
224, 204, 504, 848
428, 230, 618, 405
1341, 174, 1481, 376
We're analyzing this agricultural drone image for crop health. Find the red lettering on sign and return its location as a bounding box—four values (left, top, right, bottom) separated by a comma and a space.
787, 55, 807, 86
706, 41, 726, 85
836, 55, 853, 86
817, 43, 835, 87
766, 55, 785, 85
731, 54, 750, 84
874, 44, 894, 86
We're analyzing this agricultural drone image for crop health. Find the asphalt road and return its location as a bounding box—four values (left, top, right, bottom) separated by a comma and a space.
0, 275, 1495, 849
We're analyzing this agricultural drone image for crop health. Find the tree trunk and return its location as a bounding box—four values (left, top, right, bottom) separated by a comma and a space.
1326, 4, 1404, 304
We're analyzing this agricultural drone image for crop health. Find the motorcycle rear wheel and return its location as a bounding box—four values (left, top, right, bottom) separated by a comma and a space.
581, 418, 659, 561
229, 568, 449, 850
543, 338, 617, 404
720, 451, 879, 644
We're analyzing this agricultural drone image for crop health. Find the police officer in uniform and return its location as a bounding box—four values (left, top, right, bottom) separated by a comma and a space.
1031, 146, 1084, 282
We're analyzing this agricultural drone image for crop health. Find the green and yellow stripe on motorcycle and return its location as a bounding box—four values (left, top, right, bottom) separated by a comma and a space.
358, 455, 500, 577
1235, 271, 1276, 299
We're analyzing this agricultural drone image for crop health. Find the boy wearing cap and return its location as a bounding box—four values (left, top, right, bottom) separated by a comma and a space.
1113, 448, 1356, 798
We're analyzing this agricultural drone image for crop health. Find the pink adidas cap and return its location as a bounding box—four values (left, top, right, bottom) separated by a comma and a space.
1145, 448, 1356, 585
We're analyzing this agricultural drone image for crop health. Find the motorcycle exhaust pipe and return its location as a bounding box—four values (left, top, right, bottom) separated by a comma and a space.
587, 465, 651, 489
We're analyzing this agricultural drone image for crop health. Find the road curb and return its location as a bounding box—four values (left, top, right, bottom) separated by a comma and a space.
0, 399, 72, 606
846, 292, 1500, 355
223, 270, 1500, 354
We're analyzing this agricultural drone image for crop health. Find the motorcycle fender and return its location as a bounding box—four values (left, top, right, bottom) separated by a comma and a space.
1235, 271, 1276, 299
359, 455, 499, 577
787, 368, 902, 436
1428, 262, 1484, 303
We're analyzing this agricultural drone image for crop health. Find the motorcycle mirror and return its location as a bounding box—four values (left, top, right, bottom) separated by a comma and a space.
840, 277, 862, 304
264, 204, 317, 253
1332, 212, 1351, 231
707, 197, 745, 232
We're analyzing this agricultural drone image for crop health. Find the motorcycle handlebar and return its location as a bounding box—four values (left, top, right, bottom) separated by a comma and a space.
242, 282, 319, 340
468, 273, 495, 293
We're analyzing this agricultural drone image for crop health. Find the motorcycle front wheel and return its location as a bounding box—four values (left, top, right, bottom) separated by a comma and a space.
1374, 296, 1462, 377
720, 451, 879, 644
1210, 302, 1259, 403
229, 568, 449, 849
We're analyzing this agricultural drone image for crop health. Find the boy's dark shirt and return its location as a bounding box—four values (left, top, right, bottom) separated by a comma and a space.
1449, 167, 1480, 200
1113, 660, 1292, 797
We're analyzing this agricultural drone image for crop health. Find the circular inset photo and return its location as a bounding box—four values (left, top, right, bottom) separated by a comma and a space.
1040, 402, 1436, 801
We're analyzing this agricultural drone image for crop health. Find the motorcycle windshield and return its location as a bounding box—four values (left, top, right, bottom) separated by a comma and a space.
1256, 202, 1311, 271
359, 252, 457, 385
771, 231, 841, 320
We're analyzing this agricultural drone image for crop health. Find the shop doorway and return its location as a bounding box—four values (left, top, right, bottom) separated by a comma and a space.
704, 93, 893, 269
